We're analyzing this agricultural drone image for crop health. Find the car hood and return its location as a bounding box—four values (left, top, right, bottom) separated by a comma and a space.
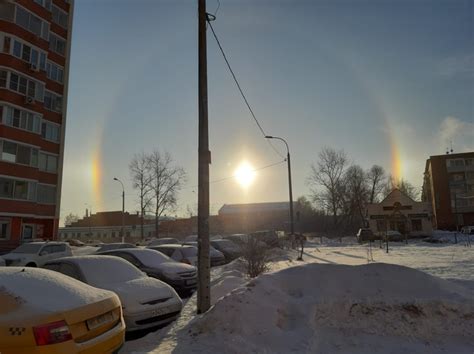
2, 253, 28, 261
101, 276, 178, 310
156, 262, 196, 273
210, 249, 224, 258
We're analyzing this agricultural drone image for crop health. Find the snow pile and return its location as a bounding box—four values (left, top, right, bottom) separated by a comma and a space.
427, 230, 472, 244
148, 263, 474, 354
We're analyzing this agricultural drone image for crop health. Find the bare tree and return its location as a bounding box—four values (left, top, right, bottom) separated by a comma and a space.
64, 213, 79, 227
383, 175, 420, 201
307, 147, 348, 230
367, 165, 386, 203
129, 152, 153, 240
148, 151, 186, 238
343, 164, 369, 226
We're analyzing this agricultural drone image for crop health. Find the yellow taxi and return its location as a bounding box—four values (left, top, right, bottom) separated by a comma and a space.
0, 267, 125, 354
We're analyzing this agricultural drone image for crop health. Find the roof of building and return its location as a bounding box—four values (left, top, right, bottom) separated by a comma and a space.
219, 202, 294, 215
67, 211, 154, 228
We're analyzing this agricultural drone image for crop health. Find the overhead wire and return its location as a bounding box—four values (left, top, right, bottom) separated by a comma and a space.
206, 17, 286, 159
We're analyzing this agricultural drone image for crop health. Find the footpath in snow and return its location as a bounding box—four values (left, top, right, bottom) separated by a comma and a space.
123, 241, 474, 353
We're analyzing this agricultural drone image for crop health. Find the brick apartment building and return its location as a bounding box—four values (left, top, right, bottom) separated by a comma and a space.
0, 0, 74, 251
422, 152, 474, 230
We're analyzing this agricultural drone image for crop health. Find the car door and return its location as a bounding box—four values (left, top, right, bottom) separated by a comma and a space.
37, 245, 57, 265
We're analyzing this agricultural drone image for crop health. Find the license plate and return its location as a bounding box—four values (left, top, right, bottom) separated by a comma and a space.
186, 279, 197, 285
87, 311, 116, 330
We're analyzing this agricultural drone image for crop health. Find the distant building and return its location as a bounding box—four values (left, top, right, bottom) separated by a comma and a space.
367, 189, 433, 237
218, 201, 294, 234
0, 0, 74, 252
59, 211, 155, 242
422, 152, 474, 230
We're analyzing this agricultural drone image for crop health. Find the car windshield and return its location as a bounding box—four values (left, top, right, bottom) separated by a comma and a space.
80, 258, 144, 286
213, 240, 237, 250
11, 244, 42, 254
133, 249, 174, 268
181, 247, 198, 257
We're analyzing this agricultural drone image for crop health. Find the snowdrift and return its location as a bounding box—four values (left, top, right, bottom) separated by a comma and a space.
160, 263, 474, 354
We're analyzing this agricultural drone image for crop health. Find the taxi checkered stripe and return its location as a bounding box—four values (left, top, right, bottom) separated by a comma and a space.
9, 327, 26, 336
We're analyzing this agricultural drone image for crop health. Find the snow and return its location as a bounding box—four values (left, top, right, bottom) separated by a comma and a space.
0, 267, 116, 321
126, 263, 474, 354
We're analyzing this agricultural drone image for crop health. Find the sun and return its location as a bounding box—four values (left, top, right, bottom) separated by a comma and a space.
234, 161, 256, 188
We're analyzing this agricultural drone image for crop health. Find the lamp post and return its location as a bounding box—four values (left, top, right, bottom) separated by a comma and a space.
113, 177, 125, 243
265, 136, 294, 236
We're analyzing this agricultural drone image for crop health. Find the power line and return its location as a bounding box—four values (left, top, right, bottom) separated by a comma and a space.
206, 17, 285, 159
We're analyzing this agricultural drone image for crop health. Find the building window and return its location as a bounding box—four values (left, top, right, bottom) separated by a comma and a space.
0, 70, 7, 87
0, 140, 39, 167
41, 120, 60, 142
46, 61, 64, 83
0, 219, 11, 240
2, 105, 41, 134
0, 177, 36, 201
49, 33, 66, 56
34, 0, 52, 11
7, 71, 45, 101
450, 173, 465, 182
11, 39, 47, 71
37, 184, 56, 204
38, 152, 58, 173
43, 91, 62, 113
466, 158, 474, 166
52, 5, 68, 28
411, 219, 422, 231
15, 5, 49, 40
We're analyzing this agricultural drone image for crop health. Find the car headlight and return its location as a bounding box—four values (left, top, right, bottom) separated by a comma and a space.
162, 271, 181, 280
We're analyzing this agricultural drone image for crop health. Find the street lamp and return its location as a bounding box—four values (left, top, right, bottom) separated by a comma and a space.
265, 135, 294, 237
113, 177, 125, 243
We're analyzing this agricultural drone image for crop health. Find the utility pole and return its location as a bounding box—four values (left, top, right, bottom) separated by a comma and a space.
265, 136, 294, 236
197, 0, 211, 314
114, 177, 125, 243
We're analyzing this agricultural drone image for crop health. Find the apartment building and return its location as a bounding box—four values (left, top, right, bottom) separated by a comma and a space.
0, 0, 73, 251
422, 152, 474, 230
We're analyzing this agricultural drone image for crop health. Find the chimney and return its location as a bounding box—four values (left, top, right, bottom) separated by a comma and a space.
86, 208, 89, 217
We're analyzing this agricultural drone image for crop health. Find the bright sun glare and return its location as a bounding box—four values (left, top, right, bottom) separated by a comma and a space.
234, 161, 256, 188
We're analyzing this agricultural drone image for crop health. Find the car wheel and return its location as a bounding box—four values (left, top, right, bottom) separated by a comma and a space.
25, 262, 37, 267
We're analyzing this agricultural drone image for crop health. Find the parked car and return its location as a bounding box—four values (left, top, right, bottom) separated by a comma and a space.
0, 267, 125, 353
100, 249, 197, 295
2, 242, 72, 267
0, 256, 5, 266
461, 226, 474, 235
86, 240, 104, 247
66, 239, 85, 247
43, 256, 182, 332
96, 243, 137, 253
356, 228, 376, 243
385, 230, 404, 241
223, 234, 249, 245
210, 239, 241, 261
147, 238, 180, 247
182, 241, 226, 266
184, 235, 198, 243
148, 244, 198, 266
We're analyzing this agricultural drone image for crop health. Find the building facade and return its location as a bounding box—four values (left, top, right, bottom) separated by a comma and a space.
0, 0, 73, 251
367, 189, 433, 237
59, 211, 156, 243
422, 152, 474, 230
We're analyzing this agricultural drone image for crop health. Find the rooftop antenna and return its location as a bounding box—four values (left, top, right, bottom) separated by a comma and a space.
450, 140, 454, 154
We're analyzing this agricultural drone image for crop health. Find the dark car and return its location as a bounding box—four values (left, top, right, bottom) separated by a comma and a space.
356, 228, 376, 243
100, 248, 197, 295
210, 239, 241, 262
148, 244, 198, 267
182, 241, 226, 266
96, 243, 137, 253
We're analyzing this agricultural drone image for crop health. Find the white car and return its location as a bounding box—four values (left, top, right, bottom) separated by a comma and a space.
43, 255, 183, 332
2, 242, 72, 267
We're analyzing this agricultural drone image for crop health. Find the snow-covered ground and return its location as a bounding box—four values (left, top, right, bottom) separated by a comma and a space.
122, 241, 474, 353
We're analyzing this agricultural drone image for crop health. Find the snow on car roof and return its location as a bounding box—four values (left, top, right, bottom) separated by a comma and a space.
0, 267, 115, 321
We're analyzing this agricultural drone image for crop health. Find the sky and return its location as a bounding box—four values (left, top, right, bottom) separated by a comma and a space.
60, 0, 473, 223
